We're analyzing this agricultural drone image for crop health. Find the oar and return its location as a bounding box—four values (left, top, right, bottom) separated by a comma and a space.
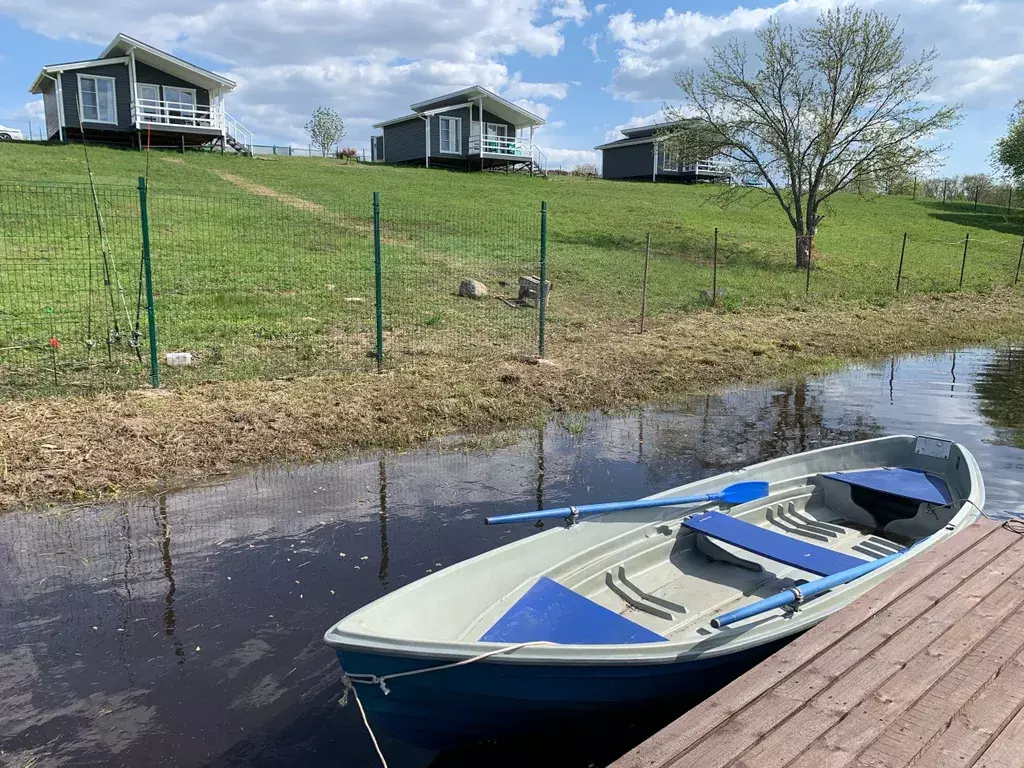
710, 538, 927, 629
484, 481, 769, 526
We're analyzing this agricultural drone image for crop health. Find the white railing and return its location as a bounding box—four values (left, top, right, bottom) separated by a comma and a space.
469, 135, 534, 159
133, 97, 220, 130
223, 111, 252, 152
130, 95, 252, 152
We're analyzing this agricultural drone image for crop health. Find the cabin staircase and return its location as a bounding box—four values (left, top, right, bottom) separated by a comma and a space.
223, 133, 252, 156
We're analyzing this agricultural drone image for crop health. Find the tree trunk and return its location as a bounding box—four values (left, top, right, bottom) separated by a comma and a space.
795, 233, 812, 269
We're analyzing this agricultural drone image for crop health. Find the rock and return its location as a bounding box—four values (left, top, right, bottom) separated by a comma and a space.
700, 288, 729, 302
459, 278, 489, 299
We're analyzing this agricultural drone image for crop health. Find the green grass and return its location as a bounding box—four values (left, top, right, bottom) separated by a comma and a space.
2, 141, 1023, 396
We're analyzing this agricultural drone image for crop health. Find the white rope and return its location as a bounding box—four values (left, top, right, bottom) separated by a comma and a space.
339, 640, 553, 767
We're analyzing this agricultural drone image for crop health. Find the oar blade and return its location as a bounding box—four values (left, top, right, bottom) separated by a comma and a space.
718, 481, 769, 505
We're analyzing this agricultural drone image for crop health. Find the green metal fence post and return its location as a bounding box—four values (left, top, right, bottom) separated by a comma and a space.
896, 232, 907, 293
959, 232, 969, 290
539, 201, 548, 358
373, 191, 384, 372
137, 176, 159, 388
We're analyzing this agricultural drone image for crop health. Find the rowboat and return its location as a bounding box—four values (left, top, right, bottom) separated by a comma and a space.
324, 435, 983, 749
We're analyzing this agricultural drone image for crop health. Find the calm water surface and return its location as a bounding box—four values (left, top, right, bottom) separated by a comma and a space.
1, 347, 1023, 768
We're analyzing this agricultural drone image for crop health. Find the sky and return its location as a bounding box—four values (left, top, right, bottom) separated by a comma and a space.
0, 0, 1021, 174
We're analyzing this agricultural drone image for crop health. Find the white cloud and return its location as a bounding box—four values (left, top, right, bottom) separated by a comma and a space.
544, 147, 599, 168
1, 100, 45, 122
603, 110, 665, 141
594, 3, 608, 14
551, 0, 590, 25
0, 0, 579, 148
605, 0, 1024, 111
502, 73, 570, 101
512, 99, 553, 121
584, 33, 602, 62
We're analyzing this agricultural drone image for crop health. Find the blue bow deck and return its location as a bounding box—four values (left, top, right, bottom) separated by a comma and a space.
682, 510, 867, 577
823, 467, 952, 505
481, 576, 666, 645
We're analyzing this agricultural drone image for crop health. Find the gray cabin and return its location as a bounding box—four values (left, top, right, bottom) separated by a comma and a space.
596, 121, 729, 183
29, 33, 252, 154
371, 86, 547, 176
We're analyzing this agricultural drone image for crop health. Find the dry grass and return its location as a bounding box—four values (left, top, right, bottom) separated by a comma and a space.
3, 290, 1024, 510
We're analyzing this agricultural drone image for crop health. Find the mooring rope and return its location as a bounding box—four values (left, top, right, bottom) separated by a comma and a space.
339, 640, 554, 767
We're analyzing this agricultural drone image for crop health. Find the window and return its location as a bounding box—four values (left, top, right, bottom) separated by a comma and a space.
78, 75, 117, 124
662, 149, 678, 172
439, 116, 462, 154
137, 84, 161, 120
163, 86, 197, 125
484, 123, 508, 153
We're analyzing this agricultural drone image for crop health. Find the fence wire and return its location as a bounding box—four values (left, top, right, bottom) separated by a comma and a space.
0, 182, 149, 396
3, 176, 1024, 398
378, 199, 542, 367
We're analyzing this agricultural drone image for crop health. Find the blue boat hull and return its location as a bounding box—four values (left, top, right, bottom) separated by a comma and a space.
337, 639, 790, 749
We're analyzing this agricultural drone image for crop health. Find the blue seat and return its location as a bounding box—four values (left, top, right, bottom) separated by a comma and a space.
683, 510, 867, 577
480, 577, 666, 645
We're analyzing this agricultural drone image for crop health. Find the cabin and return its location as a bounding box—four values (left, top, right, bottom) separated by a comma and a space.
370, 86, 547, 176
595, 121, 730, 183
28, 33, 252, 154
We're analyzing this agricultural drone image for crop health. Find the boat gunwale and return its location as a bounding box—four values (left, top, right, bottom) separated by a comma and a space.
324, 435, 984, 665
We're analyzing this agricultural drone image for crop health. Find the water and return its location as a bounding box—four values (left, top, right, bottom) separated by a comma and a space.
1, 347, 1022, 768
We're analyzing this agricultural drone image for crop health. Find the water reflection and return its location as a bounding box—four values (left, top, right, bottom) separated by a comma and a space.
0, 346, 1021, 768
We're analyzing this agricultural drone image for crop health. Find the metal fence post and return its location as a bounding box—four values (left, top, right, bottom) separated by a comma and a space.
712, 227, 719, 305
539, 201, 548, 358
373, 191, 384, 372
959, 232, 970, 290
804, 238, 812, 295
1016, 238, 1023, 286
640, 232, 650, 333
138, 176, 159, 388
896, 232, 907, 293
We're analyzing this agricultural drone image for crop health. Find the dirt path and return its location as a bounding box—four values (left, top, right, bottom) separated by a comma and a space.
213, 170, 323, 212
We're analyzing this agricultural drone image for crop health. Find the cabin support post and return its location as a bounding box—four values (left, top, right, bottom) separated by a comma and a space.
538, 201, 548, 358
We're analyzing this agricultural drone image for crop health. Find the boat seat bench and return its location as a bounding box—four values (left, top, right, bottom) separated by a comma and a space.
683, 510, 867, 577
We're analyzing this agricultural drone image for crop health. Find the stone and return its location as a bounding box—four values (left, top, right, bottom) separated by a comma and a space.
459, 278, 489, 299
700, 288, 729, 302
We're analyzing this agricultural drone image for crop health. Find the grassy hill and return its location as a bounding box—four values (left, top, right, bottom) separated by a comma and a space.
2, 142, 1023, 395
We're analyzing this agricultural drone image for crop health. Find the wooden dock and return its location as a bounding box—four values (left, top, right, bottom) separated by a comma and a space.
612, 519, 1024, 768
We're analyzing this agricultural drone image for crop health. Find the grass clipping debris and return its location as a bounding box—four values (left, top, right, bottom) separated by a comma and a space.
3, 291, 1024, 510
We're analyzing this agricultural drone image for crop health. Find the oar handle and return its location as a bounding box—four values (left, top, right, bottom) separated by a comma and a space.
485, 493, 714, 525
710, 544, 916, 629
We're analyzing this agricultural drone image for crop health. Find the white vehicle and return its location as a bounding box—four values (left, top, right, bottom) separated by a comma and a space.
0, 125, 25, 141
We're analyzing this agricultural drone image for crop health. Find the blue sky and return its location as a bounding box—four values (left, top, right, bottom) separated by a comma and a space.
0, 0, 1021, 174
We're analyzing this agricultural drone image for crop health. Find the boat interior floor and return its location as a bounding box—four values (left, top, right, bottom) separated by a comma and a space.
464, 479, 934, 644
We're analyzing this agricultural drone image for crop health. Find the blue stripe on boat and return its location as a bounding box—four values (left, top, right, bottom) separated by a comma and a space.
480, 576, 667, 645
682, 510, 867, 576
823, 467, 951, 505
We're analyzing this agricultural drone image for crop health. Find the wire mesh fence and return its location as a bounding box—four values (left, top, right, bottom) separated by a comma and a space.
0, 182, 150, 395
2, 176, 1024, 398
378, 196, 542, 367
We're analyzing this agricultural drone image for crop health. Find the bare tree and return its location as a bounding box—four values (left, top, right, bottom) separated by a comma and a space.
305, 107, 345, 158
667, 6, 960, 267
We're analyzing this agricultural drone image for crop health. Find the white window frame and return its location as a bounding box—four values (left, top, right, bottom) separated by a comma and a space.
77, 73, 118, 125
662, 149, 679, 172
439, 115, 462, 155
162, 86, 199, 125
136, 83, 161, 121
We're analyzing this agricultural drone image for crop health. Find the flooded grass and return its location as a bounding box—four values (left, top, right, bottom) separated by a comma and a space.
3, 289, 1024, 509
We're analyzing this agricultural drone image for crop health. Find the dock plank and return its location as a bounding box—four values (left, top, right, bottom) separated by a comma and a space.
717, 538, 1024, 768
610, 521, 1024, 768
973, 697, 1024, 768
611, 523, 1005, 768
905, 653, 1024, 767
